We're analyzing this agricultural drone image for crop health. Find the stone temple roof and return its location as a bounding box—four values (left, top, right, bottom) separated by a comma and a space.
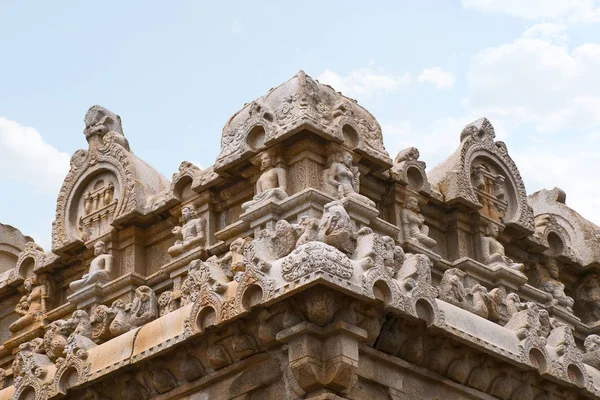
215, 70, 392, 172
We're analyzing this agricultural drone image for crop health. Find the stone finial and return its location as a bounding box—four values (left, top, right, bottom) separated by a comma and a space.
83, 105, 125, 144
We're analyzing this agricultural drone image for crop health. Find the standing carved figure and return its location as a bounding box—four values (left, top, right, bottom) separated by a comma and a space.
323, 149, 375, 207
481, 224, 523, 272
168, 204, 206, 256
70, 241, 114, 292
575, 272, 600, 323
401, 196, 437, 249
241, 150, 288, 212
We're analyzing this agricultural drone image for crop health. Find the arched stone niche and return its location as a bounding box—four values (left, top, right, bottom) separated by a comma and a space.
67, 169, 121, 243
428, 117, 534, 234
534, 213, 579, 263
14, 242, 47, 282
392, 147, 431, 194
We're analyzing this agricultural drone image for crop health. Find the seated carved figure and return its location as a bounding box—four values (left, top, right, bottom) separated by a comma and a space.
323, 149, 376, 208
168, 204, 206, 256
575, 272, 600, 323
481, 224, 523, 272
70, 241, 114, 292
532, 259, 574, 312
401, 196, 436, 249
9, 276, 48, 332
241, 150, 288, 212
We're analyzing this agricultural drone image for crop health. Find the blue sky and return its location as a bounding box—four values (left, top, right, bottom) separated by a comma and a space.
1, 1, 600, 249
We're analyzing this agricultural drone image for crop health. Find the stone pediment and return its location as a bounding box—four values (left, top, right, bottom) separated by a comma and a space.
52, 106, 170, 253
214, 70, 392, 173
428, 117, 535, 234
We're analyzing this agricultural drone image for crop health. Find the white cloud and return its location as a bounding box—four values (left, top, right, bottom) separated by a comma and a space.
462, 0, 600, 23
418, 67, 456, 90
317, 67, 411, 97
0, 117, 70, 195
465, 24, 600, 133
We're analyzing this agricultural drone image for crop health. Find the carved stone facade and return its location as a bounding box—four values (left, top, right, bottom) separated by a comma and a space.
1, 72, 600, 399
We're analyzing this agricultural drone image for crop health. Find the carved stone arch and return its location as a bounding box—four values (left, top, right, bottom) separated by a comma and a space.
170, 162, 199, 202
234, 268, 274, 315
392, 147, 432, 194
334, 118, 362, 150
14, 243, 46, 282
189, 295, 223, 335
54, 155, 132, 250
534, 214, 579, 262
51, 357, 90, 397
13, 377, 45, 400
428, 118, 534, 234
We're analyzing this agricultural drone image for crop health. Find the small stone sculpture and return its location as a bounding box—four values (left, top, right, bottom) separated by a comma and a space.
323, 149, 375, 207
90, 286, 159, 339
70, 241, 114, 292
316, 201, 356, 254
401, 196, 436, 249
583, 334, 600, 369
10, 276, 51, 333
481, 224, 523, 272
534, 259, 574, 312
129, 286, 158, 327
168, 204, 206, 257
575, 271, 600, 323
241, 150, 288, 212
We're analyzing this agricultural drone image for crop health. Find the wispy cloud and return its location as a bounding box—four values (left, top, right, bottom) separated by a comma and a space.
418, 67, 456, 90
317, 66, 411, 97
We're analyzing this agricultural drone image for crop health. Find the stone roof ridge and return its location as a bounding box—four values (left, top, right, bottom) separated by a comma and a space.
214, 70, 392, 173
